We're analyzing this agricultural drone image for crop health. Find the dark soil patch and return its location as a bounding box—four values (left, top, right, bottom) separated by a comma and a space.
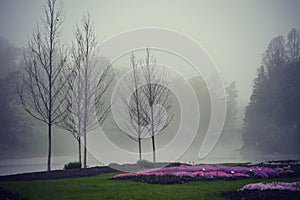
223, 189, 300, 200
113, 175, 247, 184
109, 162, 170, 172
0, 166, 118, 182
0, 187, 25, 200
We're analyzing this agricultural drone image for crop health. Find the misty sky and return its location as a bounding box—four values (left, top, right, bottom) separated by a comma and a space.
1, 0, 300, 102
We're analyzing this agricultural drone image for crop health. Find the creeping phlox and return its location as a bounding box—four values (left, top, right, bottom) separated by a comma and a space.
113, 164, 292, 179
240, 182, 300, 192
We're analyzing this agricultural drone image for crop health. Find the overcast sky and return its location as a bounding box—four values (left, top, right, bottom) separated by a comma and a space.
1, 0, 300, 102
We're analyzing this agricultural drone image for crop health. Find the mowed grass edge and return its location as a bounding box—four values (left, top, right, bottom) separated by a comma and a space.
0, 173, 300, 200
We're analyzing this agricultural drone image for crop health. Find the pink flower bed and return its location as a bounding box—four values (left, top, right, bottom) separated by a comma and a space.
240, 182, 300, 192
113, 164, 292, 179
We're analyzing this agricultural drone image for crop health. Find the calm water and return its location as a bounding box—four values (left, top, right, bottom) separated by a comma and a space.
0, 156, 101, 176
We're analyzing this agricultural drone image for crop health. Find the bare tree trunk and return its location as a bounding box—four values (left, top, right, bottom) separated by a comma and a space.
138, 137, 142, 160
133, 57, 143, 161
150, 106, 156, 163
83, 130, 87, 168
47, 123, 52, 171
83, 51, 88, 168
151, 136, 156, 163
78, 137, 81, 163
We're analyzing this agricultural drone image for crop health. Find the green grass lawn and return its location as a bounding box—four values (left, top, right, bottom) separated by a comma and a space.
0, 173, 299, 200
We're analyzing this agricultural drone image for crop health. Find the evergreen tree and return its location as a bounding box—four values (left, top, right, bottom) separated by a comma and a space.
242, 28, 300, 155
224, 82, 238, 130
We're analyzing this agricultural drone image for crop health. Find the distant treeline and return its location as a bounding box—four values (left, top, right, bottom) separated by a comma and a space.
242, 29, 300, 155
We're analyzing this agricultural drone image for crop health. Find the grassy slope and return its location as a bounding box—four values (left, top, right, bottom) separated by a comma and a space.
0, 173, 299, 200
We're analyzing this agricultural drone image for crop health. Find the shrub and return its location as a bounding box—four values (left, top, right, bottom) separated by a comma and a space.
108, 163, 120, 168
137, 160, 155, 168
166, 162, 190, 167
64, 161, 82, 170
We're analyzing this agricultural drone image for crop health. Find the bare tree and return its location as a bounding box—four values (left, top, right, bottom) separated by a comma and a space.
117, 49, 173, 162
64, 14, 113, 168
119, 53, 148, 160
17, 0, 68, 171
286, 28, 300, 63
141, 48, 173, 163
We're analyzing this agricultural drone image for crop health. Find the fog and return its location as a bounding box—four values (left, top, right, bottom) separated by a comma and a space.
0, 0, 300, 174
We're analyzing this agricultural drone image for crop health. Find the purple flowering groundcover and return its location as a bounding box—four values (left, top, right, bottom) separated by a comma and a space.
112, 163, 295, 184
223, 181, 300, 200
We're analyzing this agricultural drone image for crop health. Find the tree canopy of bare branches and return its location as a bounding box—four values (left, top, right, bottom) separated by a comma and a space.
119, 49, 173, 162
57, 14, 113, 168
119, 53, 148, 160
17, 0, 68, 171
141, 49, 173, 162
